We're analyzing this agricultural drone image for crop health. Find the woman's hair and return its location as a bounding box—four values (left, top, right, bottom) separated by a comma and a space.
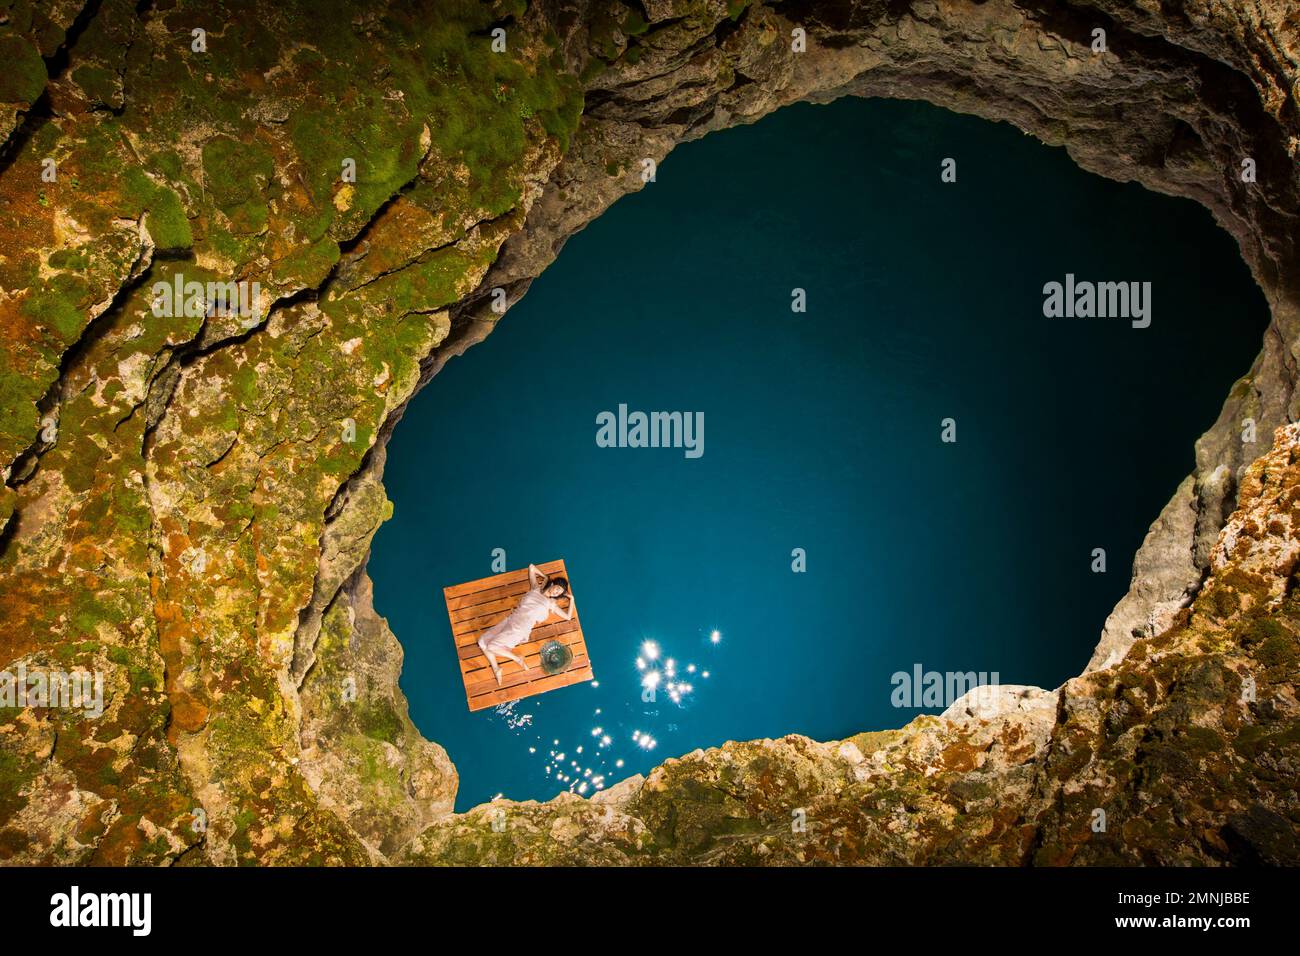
545, 576, 569, 596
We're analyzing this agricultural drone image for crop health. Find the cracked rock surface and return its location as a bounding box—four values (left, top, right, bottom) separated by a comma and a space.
0, 0, 1296, 864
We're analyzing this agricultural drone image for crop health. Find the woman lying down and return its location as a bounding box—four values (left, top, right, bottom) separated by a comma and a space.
477, 564, 572, 686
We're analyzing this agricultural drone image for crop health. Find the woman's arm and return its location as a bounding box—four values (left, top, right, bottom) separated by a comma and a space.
550, 597, 573, 622
528, 563, 545, 590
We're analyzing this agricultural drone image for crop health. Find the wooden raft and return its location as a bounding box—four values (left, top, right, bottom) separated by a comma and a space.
444, 559, 594, 712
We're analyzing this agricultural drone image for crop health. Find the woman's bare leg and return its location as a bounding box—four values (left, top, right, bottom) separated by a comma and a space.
501, 648, 528, 671
478, 637, 503, 686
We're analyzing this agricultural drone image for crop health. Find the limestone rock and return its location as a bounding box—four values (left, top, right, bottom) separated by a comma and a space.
0, 0, 1297, 865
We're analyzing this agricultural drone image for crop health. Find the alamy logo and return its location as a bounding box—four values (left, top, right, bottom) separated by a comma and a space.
596, 404, 704, 459
49, 886, 151, 936
1042, 274, 1151, 328
891, 664, 1000, 709
0, 663, 103, 718
151, 272, 262, 325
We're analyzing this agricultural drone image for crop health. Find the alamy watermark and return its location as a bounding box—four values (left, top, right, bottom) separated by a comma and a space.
49, 886, 150, 936
596, 404, 704, 459
891, 663, 1000, 710
0, 663, 104, 718
1042, 274, 1151, 328
151, 272, 262, 327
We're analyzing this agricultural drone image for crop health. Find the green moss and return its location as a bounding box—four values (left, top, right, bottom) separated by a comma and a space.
1203, 586, 1240, 621
357, 698, 403, 744
407, 16, 583, 210
110, 488, 153, 534
201, 135, 275, 230
287, 105, 414, 239
0, 33, 46, 104
0, 749, 35, 820
272, 236, 341, 288
353, 734, 403, 789
229, 362, 260, 407
123, 169, 193, 250
0, 489, 14, 535
1257, 632, 1298, 668
579, 57, 608, 84
358, 248, 465, 315
47, 249, 88, 271
205, 226, 256, 267
0, 0, 596, 867
622, 11, 650, 35
1239, 616, 1291, 648
21, 273, 90, 342
494, 0, 528, 18
106, 647, 158, 693
70, 64, 117, 105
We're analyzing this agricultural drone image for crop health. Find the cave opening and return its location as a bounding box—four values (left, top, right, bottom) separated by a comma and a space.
370, 96, 1270, 811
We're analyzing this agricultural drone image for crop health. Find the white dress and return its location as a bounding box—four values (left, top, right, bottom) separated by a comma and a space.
479, 589, 552, 651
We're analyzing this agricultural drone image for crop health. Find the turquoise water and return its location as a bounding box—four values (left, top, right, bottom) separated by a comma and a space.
370, 97, 1268, 810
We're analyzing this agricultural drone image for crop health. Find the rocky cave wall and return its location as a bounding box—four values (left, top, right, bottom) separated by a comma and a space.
0, 0, 1296, 865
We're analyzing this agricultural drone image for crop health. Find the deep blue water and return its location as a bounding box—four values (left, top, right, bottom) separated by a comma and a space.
370, 97, 1269, 810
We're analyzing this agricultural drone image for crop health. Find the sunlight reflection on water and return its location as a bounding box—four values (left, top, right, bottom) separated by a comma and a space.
489, 630, 721, 797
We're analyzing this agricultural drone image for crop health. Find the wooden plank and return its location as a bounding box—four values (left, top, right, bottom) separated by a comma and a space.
458, 628, 585, 675
460, 637, 588, 682
454, 610, 579, 645
468, 665, 595, 712
455, 619, 582, 656
444, 560, 566, 600
445, 576, 539, 612
464, 651, 592, 696
450, 580, 576, 622
443, 559, 594, 712
450, 589, 575, 626
465, 624, 587, 691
